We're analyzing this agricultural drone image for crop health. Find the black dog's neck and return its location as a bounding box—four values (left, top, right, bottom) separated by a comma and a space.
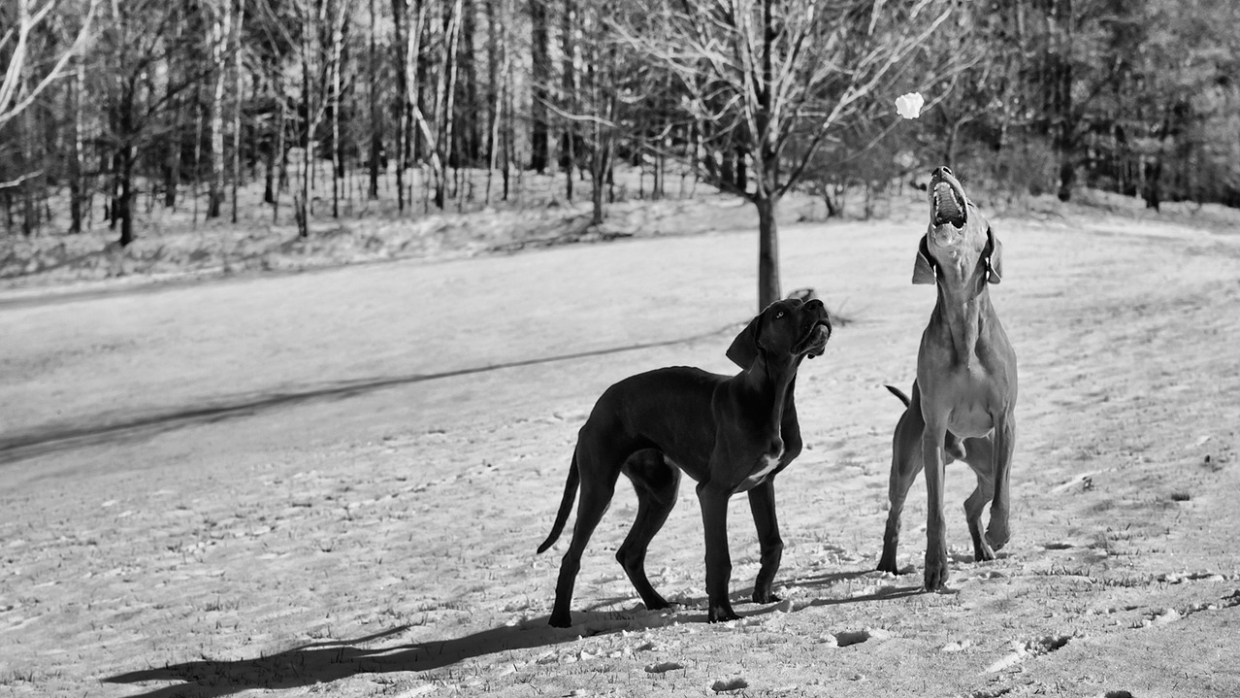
741, 355, 801, 439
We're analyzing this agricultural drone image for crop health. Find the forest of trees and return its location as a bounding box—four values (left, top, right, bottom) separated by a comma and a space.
2, 0, 1238, 302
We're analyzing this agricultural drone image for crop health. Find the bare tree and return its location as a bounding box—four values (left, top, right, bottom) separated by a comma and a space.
560, 0, 576, 200
288, 0, 331, 237
551, 0, 623, 224
367, 0, 381, 200
0, 0, 98, 126
205, 0, 233, 219
483, 0, 508, 205
390, 0, 426, 213
529, 0, 550, 172
94, 0, 205, 245
328, 0, 345, 218
625, 0, 952, 310
0, 0, 98, 194
231, 0, 247, 224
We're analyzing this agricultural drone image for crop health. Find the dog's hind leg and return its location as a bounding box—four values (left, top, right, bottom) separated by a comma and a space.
878, 402, 925, 575
548, 443, 623, 628
986, 415, 1016, 551
961, 437, 997, 562
616, 450, 682, 611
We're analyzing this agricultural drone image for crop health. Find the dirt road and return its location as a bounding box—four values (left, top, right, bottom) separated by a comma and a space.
3, 209, 1239, 697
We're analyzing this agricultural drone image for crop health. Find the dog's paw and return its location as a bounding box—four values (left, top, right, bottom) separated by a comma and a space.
707, 602, 740, 623
643, 597, 672, 611
985, 524, 1011, 551
752, 590, 782, 605
877, 550, 904, 575
923, 554, 950, 591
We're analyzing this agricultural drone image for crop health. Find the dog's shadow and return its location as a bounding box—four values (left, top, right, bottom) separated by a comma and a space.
103, 571, 921, 698
102, 621, 585, 698
582, 568, 919, 615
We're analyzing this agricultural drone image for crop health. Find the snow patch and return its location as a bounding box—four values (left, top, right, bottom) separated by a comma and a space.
984, 635, 1072, 674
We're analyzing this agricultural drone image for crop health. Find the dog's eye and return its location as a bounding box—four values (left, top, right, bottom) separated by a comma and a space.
775, 311, 785, 319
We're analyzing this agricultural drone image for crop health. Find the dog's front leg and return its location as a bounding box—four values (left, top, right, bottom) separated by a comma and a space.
921, 425, 951, 592
697, 481, 738, 622
748, 479, 783, 604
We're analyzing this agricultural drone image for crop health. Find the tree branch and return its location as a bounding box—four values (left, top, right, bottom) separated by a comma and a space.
0, 169, 44, 190
0, 0, 101, 128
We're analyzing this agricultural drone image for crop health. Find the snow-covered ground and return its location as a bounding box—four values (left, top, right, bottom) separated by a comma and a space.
3, 188, 1240, 697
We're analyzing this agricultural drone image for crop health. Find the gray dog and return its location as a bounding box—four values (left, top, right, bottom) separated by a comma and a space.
878, 166, 1018, 591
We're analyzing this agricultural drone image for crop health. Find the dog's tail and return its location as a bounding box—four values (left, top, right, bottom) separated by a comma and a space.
885, 384, 912, 407
883, 384, 967, 461
536, 453, 580, 554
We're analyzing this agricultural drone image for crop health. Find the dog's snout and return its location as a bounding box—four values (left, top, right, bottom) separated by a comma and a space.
934, 166, 952, 178
800, 299, 831, 335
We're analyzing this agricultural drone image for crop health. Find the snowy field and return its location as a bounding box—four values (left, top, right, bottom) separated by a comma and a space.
2, 187, 1240, 697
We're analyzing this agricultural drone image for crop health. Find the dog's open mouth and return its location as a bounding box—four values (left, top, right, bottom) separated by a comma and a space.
931, 178, 967, 229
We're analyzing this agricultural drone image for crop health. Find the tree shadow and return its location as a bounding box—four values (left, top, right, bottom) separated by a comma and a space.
1, 324, 735, 466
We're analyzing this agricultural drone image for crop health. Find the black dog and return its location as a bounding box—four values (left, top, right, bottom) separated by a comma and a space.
538, 297, 831, 626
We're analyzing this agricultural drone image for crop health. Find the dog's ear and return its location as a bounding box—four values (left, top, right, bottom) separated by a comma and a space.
726, 313, 762, 369
912, 235, 936, 285
983, 227, 1003, 284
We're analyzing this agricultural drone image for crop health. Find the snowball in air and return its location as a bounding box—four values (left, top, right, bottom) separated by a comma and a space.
895, 92, 925, 120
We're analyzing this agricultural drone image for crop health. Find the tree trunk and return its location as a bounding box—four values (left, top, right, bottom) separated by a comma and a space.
391, 0, 408, 212
329, 0, 345, 218
590, 117, 610, 225
561, 0, 574, 200
68, 55, 84, 233
459, 0, 479, 165
20, 105, 36, 236
207, 0, 232, 219
367, 0, 381, 200
231, 0, 245, 223
653, 140, 664, 200
485, 74, 504, 207
192, 88, 203, 227
502, 0, 513, 202
1057, 159, 1075, 202
264, 72, 277, 205
1142, 158, 1162, 211
755, 195, 781, 311
118, 150, 134, 246
269, 70, 287, 218
165, 96, 182, 210
529, 0, 549, 172
433, 0, 463, 209
735, 145, 747, 193
295, 2, 319, 238
115, 87, 136, 245
483, 0, 503, 206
